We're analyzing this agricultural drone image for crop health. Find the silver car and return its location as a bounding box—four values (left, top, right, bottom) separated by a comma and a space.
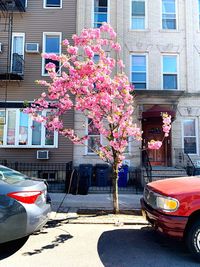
0, 165, 51, 244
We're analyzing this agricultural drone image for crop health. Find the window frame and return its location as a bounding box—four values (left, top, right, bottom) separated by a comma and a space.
42, 32, 62, 76
11, 33, 25, 75
43, 0, 62, 9
130, 0, 147, 30
161, 0, 177, 30
182, 118, 199, 155
130, 53, 148, 90
161, 54, 179, 90
85, 118, 102, 155
92, 0, 110, 28
0, 108, 58, 148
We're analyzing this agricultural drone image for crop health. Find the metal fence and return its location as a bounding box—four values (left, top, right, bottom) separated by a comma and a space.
0, 160, 72, 192
0, 160, 143, 194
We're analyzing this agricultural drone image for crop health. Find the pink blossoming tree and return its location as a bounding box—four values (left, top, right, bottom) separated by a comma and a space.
24, 24, 171, 213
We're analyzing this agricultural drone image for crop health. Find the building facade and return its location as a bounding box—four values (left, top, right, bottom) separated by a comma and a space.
75, 0, 200, 169
0, 0, 76, 165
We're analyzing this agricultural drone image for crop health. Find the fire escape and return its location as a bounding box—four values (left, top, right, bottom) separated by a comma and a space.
0, 0, 26, 114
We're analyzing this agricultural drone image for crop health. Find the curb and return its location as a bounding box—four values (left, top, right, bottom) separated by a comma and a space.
50, 210, 148, 225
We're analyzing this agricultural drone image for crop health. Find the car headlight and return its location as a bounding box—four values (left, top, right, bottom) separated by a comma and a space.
156, 196, 179, 212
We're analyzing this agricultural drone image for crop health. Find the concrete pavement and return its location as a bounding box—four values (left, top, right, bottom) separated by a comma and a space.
50, 193, 142, 213
49, 193, 147, 225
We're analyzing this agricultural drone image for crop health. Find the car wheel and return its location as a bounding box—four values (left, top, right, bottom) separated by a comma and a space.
186, 220, 200, 260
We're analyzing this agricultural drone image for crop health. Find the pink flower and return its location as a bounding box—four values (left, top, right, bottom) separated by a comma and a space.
84, 46, 94, 59
45, 62, 56, 71
67, 46, 78, 55
162, 125, 171, 133
111, 42, 121, 52
148, 140, 162, 150
41, 92, 46, 98
63, 39, 69, 46
117, 59, 125, 69
41, 53, 50, 59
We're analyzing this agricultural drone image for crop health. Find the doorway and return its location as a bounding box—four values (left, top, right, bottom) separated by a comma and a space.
142, 118, 171, 166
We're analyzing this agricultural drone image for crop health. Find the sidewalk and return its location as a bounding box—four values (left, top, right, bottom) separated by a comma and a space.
49, 193, 148, 225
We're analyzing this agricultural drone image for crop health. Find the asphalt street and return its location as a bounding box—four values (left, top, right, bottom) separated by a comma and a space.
0, 219, 200, 267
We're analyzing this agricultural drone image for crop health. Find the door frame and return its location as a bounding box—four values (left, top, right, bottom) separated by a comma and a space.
142, 117, 172, 166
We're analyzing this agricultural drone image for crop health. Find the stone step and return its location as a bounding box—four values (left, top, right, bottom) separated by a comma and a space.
144, 173, 187, 177
152, 170, 186, 175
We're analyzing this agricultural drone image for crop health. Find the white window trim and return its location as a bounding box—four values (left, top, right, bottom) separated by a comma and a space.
182, 118, 199, 156
161, 53, 179, 90
11, 33, 25, 74
130, 0, 148, 30
85, 118, 102, 155
42, 32, 62, 76
92, 0, 110, 28
43, 0, 62, 9
161, 0, 178, 31
0, 109, 58, 148
130, 53, 148, 90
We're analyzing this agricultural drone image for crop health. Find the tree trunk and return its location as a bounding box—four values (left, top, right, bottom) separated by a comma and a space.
112, 163, 119, 214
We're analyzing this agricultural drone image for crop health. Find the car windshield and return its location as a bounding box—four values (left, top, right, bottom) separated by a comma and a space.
0, 169, 27, 184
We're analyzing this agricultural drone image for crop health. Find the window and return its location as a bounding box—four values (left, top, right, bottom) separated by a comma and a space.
183, 119, 197, 154
87, 119, 100, 154
94, 0, 108, 28
131, 54, 147, 89
0, 109, 57, 148
131, 0, 146, 29
11, 33, 25, 74
42, 33, 61, 75
162, 55, 178, 89
162, 0, 176, 29
44, 0, 62, 8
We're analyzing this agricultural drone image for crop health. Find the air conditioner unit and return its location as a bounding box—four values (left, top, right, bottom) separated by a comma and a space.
25, 43, 39, 53
37, 150, 49, 160
0, 43, 2, 53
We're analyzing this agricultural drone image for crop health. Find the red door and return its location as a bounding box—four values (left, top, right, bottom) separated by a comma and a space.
142, 119, 171, 166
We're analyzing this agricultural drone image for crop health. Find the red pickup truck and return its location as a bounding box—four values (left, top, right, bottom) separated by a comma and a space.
141, 176, 200, 260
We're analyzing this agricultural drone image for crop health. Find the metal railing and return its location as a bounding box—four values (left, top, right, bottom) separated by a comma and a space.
142, 150, 152, 183
174, 148, 195, 176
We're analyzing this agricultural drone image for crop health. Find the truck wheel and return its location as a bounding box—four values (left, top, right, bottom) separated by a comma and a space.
186, 221, 200, 260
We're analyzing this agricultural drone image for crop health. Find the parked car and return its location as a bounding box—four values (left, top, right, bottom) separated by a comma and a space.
141, 176, 200, 260
0, 165, 51, 244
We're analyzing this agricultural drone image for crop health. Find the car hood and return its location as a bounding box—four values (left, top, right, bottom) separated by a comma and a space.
147, 176, 200, 196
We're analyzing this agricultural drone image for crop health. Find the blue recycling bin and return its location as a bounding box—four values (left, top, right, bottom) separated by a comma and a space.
118, 165, 128, 187
96, 164, 109, 187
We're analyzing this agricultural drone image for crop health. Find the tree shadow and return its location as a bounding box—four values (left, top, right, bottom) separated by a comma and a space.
22, 233, 73, 256
97, 226, 199, 267
0, 236, 29, 260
